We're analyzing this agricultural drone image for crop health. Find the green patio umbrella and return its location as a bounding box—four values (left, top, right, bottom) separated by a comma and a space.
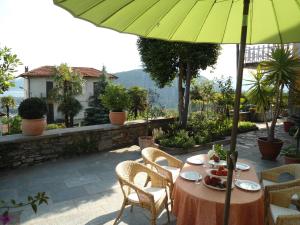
53, 0, 300, 224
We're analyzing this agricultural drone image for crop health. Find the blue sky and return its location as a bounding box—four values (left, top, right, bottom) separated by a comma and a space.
0, 0, 252, 84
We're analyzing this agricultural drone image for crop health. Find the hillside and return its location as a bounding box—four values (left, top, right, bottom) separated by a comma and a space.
115, 69, 209, 109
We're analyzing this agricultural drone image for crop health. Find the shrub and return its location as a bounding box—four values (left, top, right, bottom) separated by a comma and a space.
2, 115, 21, 134
238, 121, 257, 132
289, 126, 297, 136
100, 84, 129, 112
46, 123, 65, 130
159, 130, 195, 149
18, 98, 47, 119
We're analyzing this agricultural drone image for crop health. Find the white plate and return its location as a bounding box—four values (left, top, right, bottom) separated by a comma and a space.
187, 156, 204, 165
180, 171, 202, 181
236, 162, 250, 171
235, 180, 261, 191
208, 160, 227, 167
202, 179, 234, 191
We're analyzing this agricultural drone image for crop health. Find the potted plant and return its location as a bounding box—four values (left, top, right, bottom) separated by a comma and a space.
280, 145, 300, 164
246, 48, 300, 160
283, 119, 295, 132
18, 97, 48, 136
100, 83, 129, 125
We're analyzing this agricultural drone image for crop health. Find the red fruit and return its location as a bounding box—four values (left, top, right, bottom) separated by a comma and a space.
222, 171, 228, 176
216, 171, 223, 176
204, 176, 211, 185
218, 166, 225, 171
213, 155, 220, 162
211, 170, 217, 175
210, 177, 221, 186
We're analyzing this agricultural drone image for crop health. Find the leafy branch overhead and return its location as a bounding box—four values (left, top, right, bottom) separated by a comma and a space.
0, 46, 22, 94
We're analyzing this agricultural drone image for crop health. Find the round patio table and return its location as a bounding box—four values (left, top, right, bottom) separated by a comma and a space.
172, 154, 264, 225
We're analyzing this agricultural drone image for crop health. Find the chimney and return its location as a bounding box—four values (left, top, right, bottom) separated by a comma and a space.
25, 66, 29, 73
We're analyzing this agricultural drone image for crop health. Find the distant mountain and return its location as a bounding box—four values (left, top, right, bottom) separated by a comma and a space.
115, 69, 209, 109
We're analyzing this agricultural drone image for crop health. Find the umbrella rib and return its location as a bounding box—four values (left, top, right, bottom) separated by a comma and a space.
249, 0, 254, 44
168, 0, 200, 40
220, 0, 234, 43
76, 0, 106, 17
270, 0, 283, 44
119, 0, 162, 33
293, 0, 300, 13
143, 0, 183, 37
97, 0, 136, 25
194, 0, 216, 42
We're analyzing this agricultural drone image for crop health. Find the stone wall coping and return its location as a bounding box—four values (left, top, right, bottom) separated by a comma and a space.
0, 117, 172, 144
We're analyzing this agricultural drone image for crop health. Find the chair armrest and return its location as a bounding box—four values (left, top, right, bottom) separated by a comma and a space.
276, 214, 300, 225
159, 151, 184, 169
265, 179, 300, 193
144, 165, 169, 188
269, 186, 300, 208
121, 178, 155, 205
261, 165, 295, 182
149, 161, 174, 184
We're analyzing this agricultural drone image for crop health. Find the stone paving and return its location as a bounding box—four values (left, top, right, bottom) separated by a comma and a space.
0, 123, 294, 225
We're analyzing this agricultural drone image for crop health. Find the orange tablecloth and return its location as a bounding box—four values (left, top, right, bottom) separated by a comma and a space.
172, 154, 264, 225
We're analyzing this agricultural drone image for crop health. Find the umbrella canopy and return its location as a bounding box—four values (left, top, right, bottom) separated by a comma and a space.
54, 0, 300, 44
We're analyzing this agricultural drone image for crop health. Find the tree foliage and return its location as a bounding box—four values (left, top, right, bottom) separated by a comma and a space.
0, 46, 22, 94
57, 97, 82, 127
1, 96, 16, 118
128, 86, 148, 119
259, 47, 300, 141
49, 63, 84, 127
137, 37, 220, 127
100, 83, 129, 112
215, 76, 235, 117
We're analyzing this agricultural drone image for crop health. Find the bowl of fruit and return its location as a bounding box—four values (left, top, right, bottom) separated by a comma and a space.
207, 144, 227, 167
206, 166, 228, 178
203, 175, 234, 191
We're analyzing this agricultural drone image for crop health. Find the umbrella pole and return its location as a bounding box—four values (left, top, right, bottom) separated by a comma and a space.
223, 0, 250, 225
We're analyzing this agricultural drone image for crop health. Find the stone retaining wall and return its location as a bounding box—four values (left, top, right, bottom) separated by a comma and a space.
0, 118, 174, 169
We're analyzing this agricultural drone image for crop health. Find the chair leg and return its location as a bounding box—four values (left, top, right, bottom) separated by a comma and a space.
113, 200, 126, 225
165, 199, 170, 224
150, 216, 156, 225
144, 175, 151, 187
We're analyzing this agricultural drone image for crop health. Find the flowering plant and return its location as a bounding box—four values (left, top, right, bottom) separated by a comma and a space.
0, 192, 49, 225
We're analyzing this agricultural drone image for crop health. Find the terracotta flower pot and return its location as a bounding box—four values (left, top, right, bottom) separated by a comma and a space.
138, 136, 154, 150
284, 155, 300, 164
109, 111, 127, 125
21, 118, 46, 136
283, 121, 295, 132
257, 137, 283, 160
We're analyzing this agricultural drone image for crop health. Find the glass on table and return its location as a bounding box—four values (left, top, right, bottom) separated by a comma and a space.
234, 168, 241, 182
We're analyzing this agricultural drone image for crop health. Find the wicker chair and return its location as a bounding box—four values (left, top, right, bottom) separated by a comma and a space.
141, 147, 184, 207
261, 164, 300, 187
114, 160, 170, 225
266, 186, 300, 225
261, 164, 300, 225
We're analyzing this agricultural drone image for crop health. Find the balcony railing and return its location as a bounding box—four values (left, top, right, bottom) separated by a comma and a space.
244, 44, 294, 68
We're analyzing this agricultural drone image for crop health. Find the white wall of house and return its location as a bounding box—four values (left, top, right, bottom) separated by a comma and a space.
23, 76, 100, 122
